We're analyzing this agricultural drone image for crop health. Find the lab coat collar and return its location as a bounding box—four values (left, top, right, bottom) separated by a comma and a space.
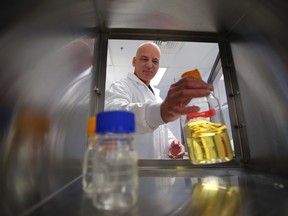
127, 72, 148, 86
127, 72, 158, 95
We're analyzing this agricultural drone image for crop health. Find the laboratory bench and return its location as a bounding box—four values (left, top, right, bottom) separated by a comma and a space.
22, 160, 288, 216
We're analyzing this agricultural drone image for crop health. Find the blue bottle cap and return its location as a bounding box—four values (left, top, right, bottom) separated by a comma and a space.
96, 110, 135, 134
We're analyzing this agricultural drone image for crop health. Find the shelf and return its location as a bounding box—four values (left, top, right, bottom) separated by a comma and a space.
24, 166, 288, 216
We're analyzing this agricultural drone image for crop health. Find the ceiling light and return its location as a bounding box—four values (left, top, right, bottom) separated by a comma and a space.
153, 41, 183, 53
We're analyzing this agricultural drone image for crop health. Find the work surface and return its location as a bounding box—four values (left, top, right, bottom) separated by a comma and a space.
24, 165, 288, 216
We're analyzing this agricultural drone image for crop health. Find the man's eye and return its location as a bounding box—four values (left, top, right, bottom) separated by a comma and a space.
153, 60, 159, 64
140, 57, 148, 61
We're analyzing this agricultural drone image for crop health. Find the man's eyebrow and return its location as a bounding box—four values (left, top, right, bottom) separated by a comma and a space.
139, 55, 159, 62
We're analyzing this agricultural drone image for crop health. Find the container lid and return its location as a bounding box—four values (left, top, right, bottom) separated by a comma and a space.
181, 69, 202, 80
96, 110, 135, 134
86, 116, 96, 135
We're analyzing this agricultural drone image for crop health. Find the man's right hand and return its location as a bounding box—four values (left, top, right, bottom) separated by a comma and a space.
160, 76, 213, 123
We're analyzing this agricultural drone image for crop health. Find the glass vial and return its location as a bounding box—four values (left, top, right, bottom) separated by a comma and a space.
92, 110, 138, 211
82, 116, 96, 195
181, 69, 233, 164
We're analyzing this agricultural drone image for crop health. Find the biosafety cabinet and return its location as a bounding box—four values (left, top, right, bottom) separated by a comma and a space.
0, 0, 288, 215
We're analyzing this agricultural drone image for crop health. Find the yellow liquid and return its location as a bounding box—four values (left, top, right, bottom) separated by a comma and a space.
191, 180, 240, 216
184, 119, 233, 164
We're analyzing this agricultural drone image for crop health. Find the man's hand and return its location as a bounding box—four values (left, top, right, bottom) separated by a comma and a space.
169, 139, 185, 159
161, 76, 213, 123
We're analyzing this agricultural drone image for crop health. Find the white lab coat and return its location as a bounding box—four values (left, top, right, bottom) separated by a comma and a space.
105, 73, 176, 159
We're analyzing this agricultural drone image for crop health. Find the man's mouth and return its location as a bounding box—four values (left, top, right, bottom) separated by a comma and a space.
143, 70, 153, 74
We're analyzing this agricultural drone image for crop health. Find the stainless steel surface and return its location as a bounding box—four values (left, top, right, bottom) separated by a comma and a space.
218, 41, 250, 162
0, 32, 96, 215
20, 167, 288, 216
96, 0, 248, 33
227, 1, 288, 175
1, 0, 288, 215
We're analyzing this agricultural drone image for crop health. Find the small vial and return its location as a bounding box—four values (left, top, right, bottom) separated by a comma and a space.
92, 110, 138, 211
82, 116, 96, 195
181, 69, 233, 164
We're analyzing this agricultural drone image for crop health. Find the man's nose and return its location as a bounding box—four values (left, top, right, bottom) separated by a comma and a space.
145, 59, 154, 69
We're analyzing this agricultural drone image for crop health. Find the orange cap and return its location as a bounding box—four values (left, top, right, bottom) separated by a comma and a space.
181, 69, 202, 80
86, 116, 96, 135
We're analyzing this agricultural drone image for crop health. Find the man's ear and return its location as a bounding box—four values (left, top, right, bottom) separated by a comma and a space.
132, 57, 136, 66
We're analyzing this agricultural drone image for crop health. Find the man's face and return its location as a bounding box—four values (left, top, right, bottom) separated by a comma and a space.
132, 44, 160, 86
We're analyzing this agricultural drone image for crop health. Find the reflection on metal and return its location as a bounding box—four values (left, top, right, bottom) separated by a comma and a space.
0, 0, 288, 215
0, 36, 95, 215
16, 166, 288, 216
0, 109, 49, 215
190, 177, 240, 216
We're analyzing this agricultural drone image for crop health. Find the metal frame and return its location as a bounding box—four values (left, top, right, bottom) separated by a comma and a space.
90, 33, 109, 115
207, 46, 251, 162
218, 40, 250, 163
92, 29, 249, 167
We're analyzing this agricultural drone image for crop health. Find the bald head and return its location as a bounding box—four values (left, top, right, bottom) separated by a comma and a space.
132, 42, 161, 86
136, 42, 161, 58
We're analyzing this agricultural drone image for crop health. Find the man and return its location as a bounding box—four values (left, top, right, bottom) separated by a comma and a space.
105, 42, 213, 159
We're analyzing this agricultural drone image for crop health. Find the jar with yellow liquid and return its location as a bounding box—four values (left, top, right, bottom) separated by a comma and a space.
181, 69, 233, 164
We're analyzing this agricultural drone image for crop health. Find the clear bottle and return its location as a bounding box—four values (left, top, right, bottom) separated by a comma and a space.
92, 110, 138, 211
181, 69, 233, 164
82, 116, 96, 195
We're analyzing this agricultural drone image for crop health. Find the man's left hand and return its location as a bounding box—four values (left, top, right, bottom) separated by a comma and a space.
169, 139, 185, 159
